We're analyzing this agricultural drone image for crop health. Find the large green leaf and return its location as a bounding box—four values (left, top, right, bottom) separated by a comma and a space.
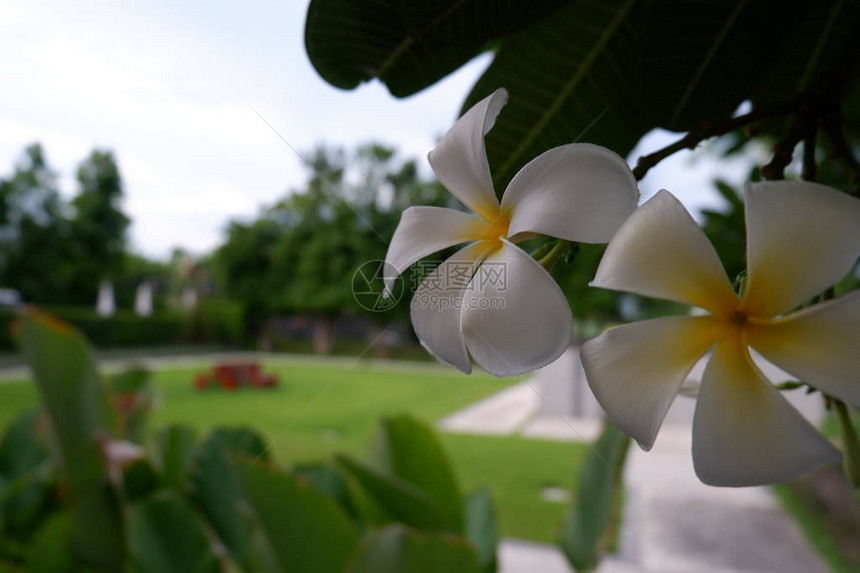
336, 455, 455, 532
370, 415, 463, 531
17, 311, 124, 571
464, 488, 498, 573
234, 458, 358, 573
305, 0, 566, 97
191, 428, 268, 571
128, 492, 220, 573
635, 0, 809, 131
346, 524, 479, 573
754, 0, 860, 104
462, 0, 650, 190
559, 422, 631, 573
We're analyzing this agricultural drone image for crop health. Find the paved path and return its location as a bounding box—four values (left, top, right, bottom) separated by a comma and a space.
444, 347, 830, 573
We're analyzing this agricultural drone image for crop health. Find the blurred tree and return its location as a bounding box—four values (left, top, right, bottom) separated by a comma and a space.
0, 144, 147, 307
0, 144, 73, 303
66, 150, 131, 304
215, 142, 449, 353
215, 216, 285, 344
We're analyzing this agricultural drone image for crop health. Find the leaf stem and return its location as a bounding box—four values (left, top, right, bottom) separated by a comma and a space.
538, 240, 571, 271
632, 99, 800, 181
834, 399, 860, 491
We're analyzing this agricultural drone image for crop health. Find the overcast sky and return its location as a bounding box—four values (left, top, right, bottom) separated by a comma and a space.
0, 0, 757, 260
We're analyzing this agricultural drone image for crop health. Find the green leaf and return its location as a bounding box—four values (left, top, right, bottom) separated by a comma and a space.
464, 488, 498, 573
0, 410, 49, 480
128, 492, 220, 573
635, 0, 808, 131
559, 422, 631, 573
304, 0, 566, 97
26, 512, 74, 573
462, 0, 650, 190
191, 428, 268, 571
336, 455, 454, 532
123, 458, 160, 502
370, 415, 463, 531
109, 366, 153, 443
754, 0, 860, 104
16, 311, 124, 571
234, 458, 358, 573
1, 476, 56, 540
346, 524, 479, 573
17, 312, 116, 474
155, 424, 197, 490
294, 461, 360, 520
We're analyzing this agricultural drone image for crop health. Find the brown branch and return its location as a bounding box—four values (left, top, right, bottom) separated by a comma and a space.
760, 97, 825, 181
632, 99, 800, 181
760, 119, 805, 181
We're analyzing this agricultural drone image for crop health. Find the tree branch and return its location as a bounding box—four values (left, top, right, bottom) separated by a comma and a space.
632, 99, 800, 181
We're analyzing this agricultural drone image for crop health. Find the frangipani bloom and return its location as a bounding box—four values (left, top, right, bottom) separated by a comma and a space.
582, 182, 860, 486
384, 88, 639, 377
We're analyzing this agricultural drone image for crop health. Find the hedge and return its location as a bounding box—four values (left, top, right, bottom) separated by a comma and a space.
43, 306, 188, 348
0, 300, 249, 352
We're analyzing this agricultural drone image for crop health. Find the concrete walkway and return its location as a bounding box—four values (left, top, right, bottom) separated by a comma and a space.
443, 347, 830, 573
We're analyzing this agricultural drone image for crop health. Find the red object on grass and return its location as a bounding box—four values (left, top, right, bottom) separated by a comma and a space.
193, 362, 279, 391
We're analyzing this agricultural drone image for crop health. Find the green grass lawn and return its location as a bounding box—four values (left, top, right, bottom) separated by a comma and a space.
0, 356, 587, 543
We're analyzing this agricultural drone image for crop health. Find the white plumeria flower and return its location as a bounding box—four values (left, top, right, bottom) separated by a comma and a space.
384, 88, 639, 377
582, 182, 860, 486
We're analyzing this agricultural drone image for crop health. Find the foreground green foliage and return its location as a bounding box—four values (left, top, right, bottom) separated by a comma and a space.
0, 311, 624, 571
0, 363, 586, 543
560, 424, 631, 573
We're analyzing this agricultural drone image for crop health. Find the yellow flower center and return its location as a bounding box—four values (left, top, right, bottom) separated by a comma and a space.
468, 208, 510, 250
728, 310, 748, 327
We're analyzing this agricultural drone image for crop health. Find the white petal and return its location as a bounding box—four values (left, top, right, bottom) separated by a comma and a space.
748, 290, 860, 406
460, 240, 571, 377
742, 181, 860, 317
581, 316, 724, 450
502, 144, 639, 243
384, 206, 484, 292
410, 242, 493, 374
692, 336, 841, 487
428, 89, 507, 221
591, 190, 738, 315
